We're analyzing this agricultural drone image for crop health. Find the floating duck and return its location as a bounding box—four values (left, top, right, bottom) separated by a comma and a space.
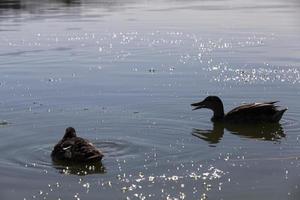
191, 96, 287, 123
51, 127, 104, 163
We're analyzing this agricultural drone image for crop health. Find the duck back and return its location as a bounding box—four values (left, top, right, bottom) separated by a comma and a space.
51, 137, 103, 163
225, 101, 287, 123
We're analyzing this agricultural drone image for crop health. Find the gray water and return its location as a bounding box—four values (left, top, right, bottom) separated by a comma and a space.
0, 0, 300, 199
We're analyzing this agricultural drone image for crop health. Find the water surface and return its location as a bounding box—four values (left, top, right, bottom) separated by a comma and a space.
0, 0, 300, 199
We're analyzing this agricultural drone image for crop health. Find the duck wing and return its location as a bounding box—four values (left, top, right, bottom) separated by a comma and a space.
70, 137, 104, 162
225, 101, 286, 123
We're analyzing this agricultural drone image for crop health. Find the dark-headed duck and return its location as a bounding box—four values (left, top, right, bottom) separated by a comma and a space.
191, 96, 287, 123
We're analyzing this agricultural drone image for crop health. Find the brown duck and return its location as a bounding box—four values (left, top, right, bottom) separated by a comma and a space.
191, 96, 287, 123
51, 127, 104, 163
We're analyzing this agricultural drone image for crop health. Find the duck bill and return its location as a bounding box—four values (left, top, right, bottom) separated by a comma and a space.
191, 101, 206, 110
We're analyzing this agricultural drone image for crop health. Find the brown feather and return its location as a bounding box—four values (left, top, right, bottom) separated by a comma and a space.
51, 128, 103, 163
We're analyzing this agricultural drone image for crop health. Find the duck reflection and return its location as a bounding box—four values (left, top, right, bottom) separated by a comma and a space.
52, 160, 106, 176
192, 122, 285, 146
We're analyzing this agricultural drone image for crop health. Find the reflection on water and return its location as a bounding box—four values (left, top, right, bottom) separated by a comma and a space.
192, 122, 285, 146
52, 161, 106, 175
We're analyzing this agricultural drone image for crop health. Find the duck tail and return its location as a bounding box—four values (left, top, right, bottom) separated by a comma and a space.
272, 108, 287, 122
264, 101, 279, 105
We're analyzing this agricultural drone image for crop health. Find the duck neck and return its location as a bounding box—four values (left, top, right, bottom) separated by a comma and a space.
63, 132, 76, 140
211, 103, 225, 122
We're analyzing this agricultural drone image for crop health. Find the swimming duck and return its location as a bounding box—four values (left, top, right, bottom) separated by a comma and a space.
191, 96, 287, 123
51, 127, 104, 163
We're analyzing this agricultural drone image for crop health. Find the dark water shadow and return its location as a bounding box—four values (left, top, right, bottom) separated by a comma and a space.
52, 160, 106, 176
192, 122, 285, 146
0, 0, 23, 10
0, 0, 139, 13
0, 120, 9, 126
0, 0, 80, 11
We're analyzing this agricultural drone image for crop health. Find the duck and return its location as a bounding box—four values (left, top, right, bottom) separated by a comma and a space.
191, 96, 287, 123
51, 127, 104, 163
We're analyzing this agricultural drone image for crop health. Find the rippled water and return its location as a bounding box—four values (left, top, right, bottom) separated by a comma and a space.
0, 0, 300, 199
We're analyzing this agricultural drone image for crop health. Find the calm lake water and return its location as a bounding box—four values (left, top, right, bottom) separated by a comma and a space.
0, 0, 300, 199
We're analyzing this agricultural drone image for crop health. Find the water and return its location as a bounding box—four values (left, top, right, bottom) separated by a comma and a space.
0, 0, 300, 199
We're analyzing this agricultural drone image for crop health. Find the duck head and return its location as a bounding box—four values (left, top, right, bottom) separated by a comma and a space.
191, 96, 225, 121
191, 96, 223, 110
63, 127, 77, 140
